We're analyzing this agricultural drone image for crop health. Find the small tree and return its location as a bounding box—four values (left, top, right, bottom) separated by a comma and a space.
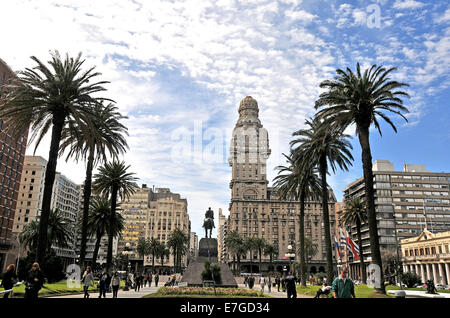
201, 261, 222, 285
401, 272, 422, 288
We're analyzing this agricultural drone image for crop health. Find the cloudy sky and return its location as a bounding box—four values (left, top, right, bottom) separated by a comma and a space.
1, 0, 449, 237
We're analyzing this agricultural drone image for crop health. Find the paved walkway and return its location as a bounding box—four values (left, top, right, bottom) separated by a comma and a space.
237, 284, 313, 298
48, 284, 162, 298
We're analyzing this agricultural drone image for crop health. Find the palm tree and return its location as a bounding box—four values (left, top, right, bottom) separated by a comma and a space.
85, 196, 124, 267
341, 196, 368, 284
60, 102, 128, 267
92, 161, 138, 269
273, 152, 321, 286
137, 238, 150, 271
291, 117, 353, 284
168, 228, 188, 273
263, 243, 278, 272
224, 230, 239, 274
314, 63, 409, 293
253, 238, 266, 274
157, 243, 170, 273
302, 236, 318, 278
0, 51, 111, 265
19, 209, 71, 253
225, 230, 246, 275
148, 238, 161, 273
244, 237, 258, 275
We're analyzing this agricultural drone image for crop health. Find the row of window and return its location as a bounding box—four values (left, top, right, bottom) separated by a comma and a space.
405, 244, 450, 257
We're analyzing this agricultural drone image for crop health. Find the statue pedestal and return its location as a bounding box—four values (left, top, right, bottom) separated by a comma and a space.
198, 238, 218, 262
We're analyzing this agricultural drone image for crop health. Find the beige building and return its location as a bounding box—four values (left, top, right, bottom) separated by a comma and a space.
343, 160, 450, 280
118, 185, 191, 272
13, 156, 82, 263
188, 231, 198, 264
217, 208, 228, 263
401, 229, 450, 285
227, 96, 338, 274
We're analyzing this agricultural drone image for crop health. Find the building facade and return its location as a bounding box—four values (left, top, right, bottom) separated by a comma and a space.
401, 229, 450, 285
117, 185, 191, 273
13, 156, 82, 265
227, 96, 338, 274
0, 58, 28, 272
217, 208, 228, 263
343, 160, 450, 279
188, 231, 198, 264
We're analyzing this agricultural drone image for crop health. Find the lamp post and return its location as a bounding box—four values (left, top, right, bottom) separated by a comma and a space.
122, 243, 131, 291
285, 244, 295, 273
392, 205, 403, 290
10, 233, 20, 275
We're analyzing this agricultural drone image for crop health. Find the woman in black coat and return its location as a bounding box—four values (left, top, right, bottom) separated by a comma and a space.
24, 263, 44, 299
1, 264, 18, 298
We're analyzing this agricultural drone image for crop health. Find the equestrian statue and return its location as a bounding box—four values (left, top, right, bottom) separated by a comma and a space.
202, 207, 215, 238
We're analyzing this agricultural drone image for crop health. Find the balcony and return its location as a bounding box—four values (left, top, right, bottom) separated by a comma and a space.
403, 253, 450, 261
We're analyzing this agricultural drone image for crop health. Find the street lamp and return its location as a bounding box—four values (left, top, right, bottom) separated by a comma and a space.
392, 205, 403, 290
285, 244, 295, 273
122, 242, 132, 291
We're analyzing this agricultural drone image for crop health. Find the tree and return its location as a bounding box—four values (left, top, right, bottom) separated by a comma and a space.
60, 102, 128, 267
168, 228, 188, 273
402, 272, 422, 288
148, 238, 161, 273
1, 51, 111, 265
92, 161, 138, 269
137, 238, 150, 271
19, 208, 71, 253
315, 63, 410, 293
244, 237, 258, 275
340, 196, 368, 284
273, 152, 321, 286
253, 238, 266, 274
85, 196, 124, 267
225, 230, 247, 275
157, 243, 170, 273
302, 236, 318, 278
291, 117, 353, 285
263, 243, 278, 272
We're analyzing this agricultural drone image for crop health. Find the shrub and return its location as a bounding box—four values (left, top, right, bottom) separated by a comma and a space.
401, 272, 422, 288
201, 261, 222, 285
18, 250, 65, 283
156, 286, 265, 297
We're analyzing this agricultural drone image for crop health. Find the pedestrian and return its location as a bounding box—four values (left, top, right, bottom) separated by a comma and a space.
148, 273, 153, 287
275, 276, 280, 292
81, 266, 95, 298
281, 274, 286, 292
244, 276, 248, 287
267, 276, 272, 293
98, 268, 110, 298
135, 274, 141, 292
111, 272, 120, 298
259, 275, 266, 293
24, 262, 44, 299
1, 264, 18, 298
155, 273, 159, 287
248, 275, 255, 289
332, 265, 355, 298
284, 271, 297, 299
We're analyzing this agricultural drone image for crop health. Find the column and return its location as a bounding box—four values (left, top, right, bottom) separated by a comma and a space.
420, 264, 426, 283
414, 264, 419, 275
432, 263, 438, 283
445, 263, 450, 286
427, 264, 433, 281
438, 263, 445, 285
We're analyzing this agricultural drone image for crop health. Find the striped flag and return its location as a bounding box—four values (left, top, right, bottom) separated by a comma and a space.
334, 234, 341, 259
345, 229, 360, 260
339, 228, 349, 249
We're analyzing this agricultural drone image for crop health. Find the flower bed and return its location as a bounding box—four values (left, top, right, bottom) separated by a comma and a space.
154, 286, 266, 297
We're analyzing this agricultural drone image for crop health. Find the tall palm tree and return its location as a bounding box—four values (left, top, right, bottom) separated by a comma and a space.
157, 243, 170, 273
168, 228, 188, 273
291, 117, 353, 284
302, 236, 318, 278
224, 230, 239, 274
92, 160, 138, 269
273, 152, 321, 286
137, 238, 150, 271
244, 237, 258, 275
314, 63, 409, 293
60, 102, 128, 267
253, 238, 266, 274
19, 209, 71, 253
225, 230, 246, 275
341, 196, 368, 284
148, 238, 161, 273
85, 196, 124, 267
263, 243, 278, 273
0, 51, 111, 265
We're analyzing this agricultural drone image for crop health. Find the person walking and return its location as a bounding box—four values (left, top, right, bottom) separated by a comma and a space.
332, 265, 355, 298
259, 275, 266, 293
154, 273, 159, 287
1, 264, 18, 298
111, 272, 120, 298
275, 276, 280, 292
148, 273, 153, 287
244, 276, 248, 288
81, 266, 95, 298
267, 276, 272, 293
24, 263, 44, 299
284, 271, 297, 299
98, 268, 110, 298
135, 274, 141, 292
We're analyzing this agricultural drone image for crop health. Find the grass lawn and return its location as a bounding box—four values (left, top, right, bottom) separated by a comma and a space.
296, 284, 394, 298
144, 286, 273, 298
4, 279, 126, 297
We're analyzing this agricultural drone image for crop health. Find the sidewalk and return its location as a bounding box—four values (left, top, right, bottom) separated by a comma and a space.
47, 284, 162, 299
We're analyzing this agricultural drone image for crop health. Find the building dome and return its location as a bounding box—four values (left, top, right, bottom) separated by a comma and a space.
238, 96, 259, 112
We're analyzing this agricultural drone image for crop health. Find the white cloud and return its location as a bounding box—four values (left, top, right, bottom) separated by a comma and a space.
393, 0, 425, 10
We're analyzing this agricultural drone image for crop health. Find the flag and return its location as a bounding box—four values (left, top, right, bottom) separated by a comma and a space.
334, 234, 341, 259
345, 228, 360, 260
339, 228, 349, 249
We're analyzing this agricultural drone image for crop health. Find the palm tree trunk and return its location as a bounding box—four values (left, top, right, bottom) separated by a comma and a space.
319, 154, 334, 285
36, 113, 65, 265
92, 231, 102, 266
237, 255, 241, 275
356, 218, 367, 284
259, 250, 262, 274
106, 184, 119, 270
152, 254, 155, 273
358, 126, 385, 293
173, 248, 177, 273
249, 250, 253, 275
299, 190, 307, 286
79, 147, 95, 268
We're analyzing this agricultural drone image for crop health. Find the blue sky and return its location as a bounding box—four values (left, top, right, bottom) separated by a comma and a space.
1, 0, 449, 237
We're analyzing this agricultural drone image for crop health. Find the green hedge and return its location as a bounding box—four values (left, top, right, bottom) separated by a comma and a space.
150, 286, 269, 297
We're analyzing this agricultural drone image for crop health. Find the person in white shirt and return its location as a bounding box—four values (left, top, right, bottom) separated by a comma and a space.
260, 276, 266, 293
